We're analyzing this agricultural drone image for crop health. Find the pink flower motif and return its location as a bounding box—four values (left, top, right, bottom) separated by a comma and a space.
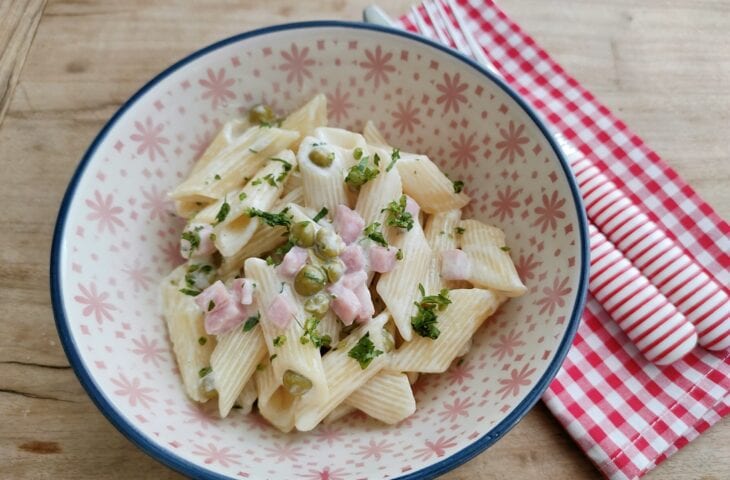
182, 403, 217, 429
515, 253, 541, 282
496, 363, 536, 399
300, 467, 348, 480
122, 261, 152, 292
279, 44, 315, 88
74, 283, 116, 324
192, 443, 241, 467
130, 116, 169, 161
360, 46, 396, 88
313, 425, 344, 446
199, 68, 236, 109
242, 412, 272, 431
533, 191, 566, 233
536, 276, 572, 315
356, 439, 394, 460
413, 435, 457, 461
86, 190, 124, 234
189, 129, 214, 160
435, 72, 468, 114
161, 240, 185, 268
130, 334, 166, 366
265, 442, 304, 462
140, 185, 170, 221
326, 85, 353, 124
111, 373, 155, 409
495, 121, 529, 163
391, 97, 421, 135
491, 186, 521, 222
490, 329, 526, 361
439, 397, 474, 423
450, 132, 479, 168
446, 360, 474, 386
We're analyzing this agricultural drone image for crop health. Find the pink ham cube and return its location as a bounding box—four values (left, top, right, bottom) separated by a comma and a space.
440, 249, 472, 281
369, 245, 398, 273
333, 204, 365, 244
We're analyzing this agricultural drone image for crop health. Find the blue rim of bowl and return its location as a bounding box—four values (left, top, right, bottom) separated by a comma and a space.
50, 20, 589, 480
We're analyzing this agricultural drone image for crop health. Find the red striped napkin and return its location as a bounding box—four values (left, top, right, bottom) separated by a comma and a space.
398, 2, 730, 479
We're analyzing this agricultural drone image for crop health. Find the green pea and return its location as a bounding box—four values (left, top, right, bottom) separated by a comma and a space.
282, 370, 312, 396
309, 148, 334, 168
290, 221, 315, 247
248, 104, 276, 125
304, 293, 331, 317
294, 265, 327, 296
322, 259, 345, 283
315, 228, 344, 258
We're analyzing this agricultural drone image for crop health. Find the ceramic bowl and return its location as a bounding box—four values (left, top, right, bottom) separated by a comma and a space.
51, 21, 588, 480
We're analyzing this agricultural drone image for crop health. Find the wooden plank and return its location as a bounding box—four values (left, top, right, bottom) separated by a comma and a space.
0, 0, 47, 127
0, 0, 727, 479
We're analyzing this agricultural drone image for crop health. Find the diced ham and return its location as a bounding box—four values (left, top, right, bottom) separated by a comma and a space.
404, 195, 420, 219
231, 277, 256, 305
266, 293, 295, 330
440, 249, 472, 281
340, 244, 366, 272
276, 246, 309, 278
333, 204, 365, 244
328, 281, 362, 326
369, 245, 398, 273
180, 223, 216, 259
342, 271, 368, 290
353, 282, 374, 321
196, 281, 248, 335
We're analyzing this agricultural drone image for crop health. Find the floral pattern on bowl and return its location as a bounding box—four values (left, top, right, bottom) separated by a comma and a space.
51, 21, 588, 480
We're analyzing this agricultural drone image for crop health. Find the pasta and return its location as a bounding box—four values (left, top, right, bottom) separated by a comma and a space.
160, 95, 526, 432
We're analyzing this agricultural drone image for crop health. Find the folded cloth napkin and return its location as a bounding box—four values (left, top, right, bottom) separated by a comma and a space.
398, 2, 729, 479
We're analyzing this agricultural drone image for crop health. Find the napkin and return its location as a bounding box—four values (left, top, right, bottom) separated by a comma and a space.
398, 2, 730, 479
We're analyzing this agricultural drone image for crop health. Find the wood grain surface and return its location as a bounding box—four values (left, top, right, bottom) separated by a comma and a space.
1, 0, 727, 479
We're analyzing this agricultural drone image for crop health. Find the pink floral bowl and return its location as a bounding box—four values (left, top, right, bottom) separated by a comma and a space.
51, 22, 588, 480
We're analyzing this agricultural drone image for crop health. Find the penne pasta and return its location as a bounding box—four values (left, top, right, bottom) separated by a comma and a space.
192, 118, 251, 174
389, 289, 503, 373
345, 370, 415, 424
161, 265, 217, 402
235, 378, 258, 415
354, 149, 403, 232
395, 153, 470, 214
297, 136, 351, 212
458, 219, 527, 297
294, 313, 391, 431
281, 93, 328, 138
362, 120, 388, 147
254, 359, 296, 432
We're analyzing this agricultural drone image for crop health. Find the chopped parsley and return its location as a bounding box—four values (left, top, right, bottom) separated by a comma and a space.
373, 153, 381, 166
251, 178, 263, 186
207, 300, 215, 311
455, 226, 465, 235
299, 317, 332, 348
500, 246, 511, 252
256, 363, 266, 371
363, 222, 387, 247
198, 366, 213, 378
263, 173, 277, 187
179, 287, 201, 296
242, 312, 261, 332
269, 353, 278, 361
181, 230, 200, 250
386, 148, 400, 172
267, 238, 295, 266
249, 148, 259, 154
214, 198, 230, 225
396, 248, 404, 260
345, 155, 379, 188
353, 147, 363, 160
214, 174, 221, 181
382, 195, 414, 231
247, 207, 292, 228
273, 335, 286, 347
239, 192, 247, 201
198, 336, 207, 346
348, 332, 383, 369
270, 157, 293, 172
312, 207, 329, 223
184, 263, 213, 289
452, 180, 464, 193
410, 284, 452, 339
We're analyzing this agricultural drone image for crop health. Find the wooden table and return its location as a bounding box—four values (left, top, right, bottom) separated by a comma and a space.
1, 0, 727, 478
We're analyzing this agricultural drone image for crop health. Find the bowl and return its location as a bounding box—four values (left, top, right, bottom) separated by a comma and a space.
51, 21, 588, 480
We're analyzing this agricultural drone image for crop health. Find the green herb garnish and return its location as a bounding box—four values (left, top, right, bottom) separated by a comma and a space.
500, 246, 511, 252
452, 180, 464, 193
410, 284, 452, 339
252, 178, 263, 186
179, 288, 201, 296
247, 207, 293, 228
207, 300, 215, 311
214, 174, 221, 181
214, 198, 230, 224
347, 332, 383, 369
198, 336, 207, 346
363, 222, 387, 247
242, 312, 261, 332
312, 207, 329, 223
345, 155, 379, 188
239, 192, 247, 201
269, 353, 278, 361
181, 230, 200, 250
382, 195, 414, 231
396, 249, 404, 260
273, 335, 286, 347
299, 317, 332, 348
353, 147, 363, 160
455, 226, 465, 235
270, 157, 292, 172
386, 148, 400, 172
263, 173, 277, 187
198, 366, 212, 378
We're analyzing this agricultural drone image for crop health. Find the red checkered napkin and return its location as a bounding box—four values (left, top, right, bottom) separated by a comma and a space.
398, 1, 730, 479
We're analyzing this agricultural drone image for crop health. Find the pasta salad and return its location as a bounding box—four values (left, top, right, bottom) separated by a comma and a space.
161, 95, 527, 432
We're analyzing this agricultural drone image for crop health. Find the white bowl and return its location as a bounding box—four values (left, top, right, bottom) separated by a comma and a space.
51, 21, 588, 480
